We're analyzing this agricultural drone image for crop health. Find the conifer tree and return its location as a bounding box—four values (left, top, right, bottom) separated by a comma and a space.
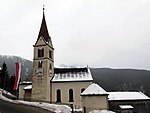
0, 62, 9, 89
8, 75, 15, 94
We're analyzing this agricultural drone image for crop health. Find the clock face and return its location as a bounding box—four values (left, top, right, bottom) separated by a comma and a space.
36, 68, 44, 76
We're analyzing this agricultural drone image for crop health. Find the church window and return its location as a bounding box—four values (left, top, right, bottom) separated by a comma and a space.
38, 61, 42, 68
49, 50, 52, 59
49, 63, 52, 69
69, 89, 74, 102
81, 88, 85, 93
56, 89, 61, 102
38, 48, 44, 57
83, 106, 86, 113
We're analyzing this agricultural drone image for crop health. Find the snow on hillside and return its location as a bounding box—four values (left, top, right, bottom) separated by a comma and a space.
0, 55, 32, 81
0, 89, 71, 113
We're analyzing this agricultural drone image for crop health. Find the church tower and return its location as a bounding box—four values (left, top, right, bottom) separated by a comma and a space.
31, 8, 54, 101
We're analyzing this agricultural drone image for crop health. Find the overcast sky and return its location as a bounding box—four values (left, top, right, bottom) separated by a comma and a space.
0, 0, 150, 70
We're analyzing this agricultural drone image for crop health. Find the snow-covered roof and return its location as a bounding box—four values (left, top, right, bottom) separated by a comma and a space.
52, 67, 93, 82
24, 85, 32, 90
108, 92, 150, 101
19, 81, 32, 85
119, 105, 133, 109
81, 83, 108, 96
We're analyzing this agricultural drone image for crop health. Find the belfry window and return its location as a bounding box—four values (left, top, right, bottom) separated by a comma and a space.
38, 61, 42, 68
56, 89, 61, 102
38, 48, 44, 57
69, 89, 74, 102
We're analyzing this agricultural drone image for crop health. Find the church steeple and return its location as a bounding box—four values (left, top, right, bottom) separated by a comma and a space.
32, 7, 54, 102
38, 6, 51, 43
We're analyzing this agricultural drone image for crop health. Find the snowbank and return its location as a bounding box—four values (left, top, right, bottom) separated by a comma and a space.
0, 89, 71, 113
89, 110, 115, 113
18, 100, 71, 113
74, 108, 82, 112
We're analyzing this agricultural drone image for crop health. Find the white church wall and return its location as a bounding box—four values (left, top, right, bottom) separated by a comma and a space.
51, 81, 92, 108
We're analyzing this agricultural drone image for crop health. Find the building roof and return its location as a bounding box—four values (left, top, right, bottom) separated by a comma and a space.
81, 83, 108, 96
37, 9, 51, 43
108, 92, 150, 101
119, 105, 133, 109
52, 67, 93, 82
24, 85, 32, 90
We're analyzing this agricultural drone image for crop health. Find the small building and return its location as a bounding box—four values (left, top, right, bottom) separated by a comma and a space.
24, 85, 32, 101
81, 83, 109, 113
19, 81, 32, 99
108, 92, 150, 113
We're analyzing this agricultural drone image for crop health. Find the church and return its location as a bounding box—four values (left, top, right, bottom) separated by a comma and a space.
19, 8, 150, 113
19, 8, 93, 109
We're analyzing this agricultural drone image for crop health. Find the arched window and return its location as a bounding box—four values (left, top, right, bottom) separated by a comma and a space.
69, 89, 74, 102
56, 89, 61, 102
81, 88, 85, 93
38, 61, 42, 68
49, 63, 52, 69
49, 50, 52, 59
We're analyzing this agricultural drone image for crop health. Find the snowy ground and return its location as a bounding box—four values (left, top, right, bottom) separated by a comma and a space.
0, 89, 71, 113
89, 110, 115, 113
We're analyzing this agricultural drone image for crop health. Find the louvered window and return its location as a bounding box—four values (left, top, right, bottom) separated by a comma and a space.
38, 49, 44, 57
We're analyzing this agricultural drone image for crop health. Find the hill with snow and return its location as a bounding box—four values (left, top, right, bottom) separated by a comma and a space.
0, 55, 32, 81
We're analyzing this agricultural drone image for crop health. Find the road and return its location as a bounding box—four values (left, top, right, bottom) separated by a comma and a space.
0, 99, 54, 113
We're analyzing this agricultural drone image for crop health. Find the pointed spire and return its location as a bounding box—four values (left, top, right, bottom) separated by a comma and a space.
38, 5, 51, 42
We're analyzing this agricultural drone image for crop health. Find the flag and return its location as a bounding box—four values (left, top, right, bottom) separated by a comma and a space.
13, 62, 21, 90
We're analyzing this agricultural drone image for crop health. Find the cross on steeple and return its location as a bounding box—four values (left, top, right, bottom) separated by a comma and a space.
43, 4, 45, 11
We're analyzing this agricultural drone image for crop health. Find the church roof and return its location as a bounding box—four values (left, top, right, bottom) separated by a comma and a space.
81, 83, 108, 96
108, 92, 150, 101
51, 67, 93, 82
37, 9, 51, 43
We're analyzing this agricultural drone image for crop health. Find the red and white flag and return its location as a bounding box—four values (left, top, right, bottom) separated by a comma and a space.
13, 62, 21, 90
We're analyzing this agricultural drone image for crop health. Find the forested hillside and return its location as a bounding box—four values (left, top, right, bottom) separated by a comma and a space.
0, 55, 150, 97
91, 68, 150, 97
